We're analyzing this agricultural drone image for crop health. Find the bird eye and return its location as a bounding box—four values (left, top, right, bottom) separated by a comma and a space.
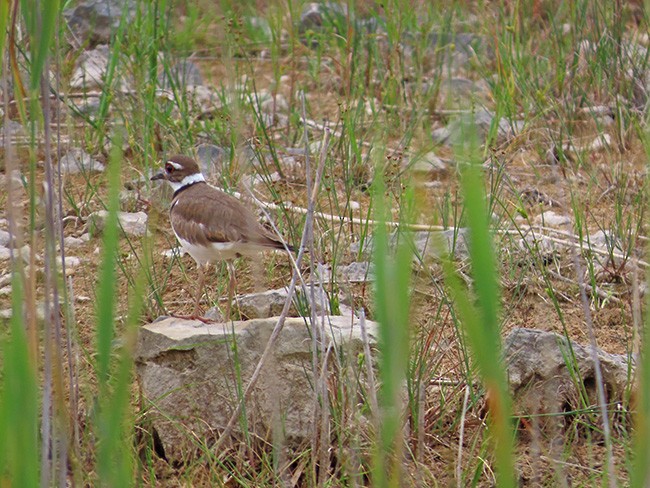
165, 163, 174, 173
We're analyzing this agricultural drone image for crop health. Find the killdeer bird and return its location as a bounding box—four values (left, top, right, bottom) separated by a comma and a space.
151, 154, 293, 320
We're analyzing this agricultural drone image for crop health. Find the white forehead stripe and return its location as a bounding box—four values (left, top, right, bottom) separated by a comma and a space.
167, 160, 184, 170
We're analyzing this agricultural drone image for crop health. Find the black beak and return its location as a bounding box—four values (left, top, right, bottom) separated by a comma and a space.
150, 170, 165, 182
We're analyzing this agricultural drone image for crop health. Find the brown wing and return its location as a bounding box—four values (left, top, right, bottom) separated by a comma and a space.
170, 184, 286, 250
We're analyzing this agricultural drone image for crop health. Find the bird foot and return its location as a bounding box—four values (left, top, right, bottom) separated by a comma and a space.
169, 313, 218, 324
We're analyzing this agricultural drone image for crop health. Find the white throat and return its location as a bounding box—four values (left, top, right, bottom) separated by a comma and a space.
168, 172, 205, 192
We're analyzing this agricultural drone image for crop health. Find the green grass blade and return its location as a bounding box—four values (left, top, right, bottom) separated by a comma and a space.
442, 118, 515, 487
95, 142, 122, 386
0, 273, 40, 487
29, 0, 60, 91
372, 155, 413, 487
630, 131, 650, 487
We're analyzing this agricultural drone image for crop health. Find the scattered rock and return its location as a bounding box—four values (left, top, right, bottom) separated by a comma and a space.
135, 314, 378, 460
64, 0, 137, 45
203, 307, 224, 322
0, 286, 11, 297
505, 328, 633, 424
426, 31, 486, 68
245, 16, 272, 42
158, 59, 203, 90
534, 211, 571, 227
69, 45, 110, 90
350, 228, 471, 261
64, 236, 87, 248
161, 248, 183, 259
405, 152, 448, 175
1, 120, 26, 137
0, 247, 10, 260
433, 109, 524, 146
337, 261, 374, 283
299, 2, 349, 45
185, 84, 220, 110
0, 229, 13, 248
119, 190, 139, 212
71, 97, 101, 118
258, 91, 288, 114
89, 210, 148, 237
589, 230, 626, 275
235, 285, 330, 319
16, 245, 32, 263
0, 302, 45, 321
59, 148, 105, 174
235, 288, 293, 319
517, 234, 560, 261
57, 256, 81, 269
564, 134, 612, 154
195, 144, 229, 176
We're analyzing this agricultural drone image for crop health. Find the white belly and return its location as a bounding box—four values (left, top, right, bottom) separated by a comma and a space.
174, 233, 268, 264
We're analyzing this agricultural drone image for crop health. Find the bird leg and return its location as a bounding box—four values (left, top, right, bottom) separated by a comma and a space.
169, 264, 216, 323
192, 263, 208, 317
226, 261, 237, 321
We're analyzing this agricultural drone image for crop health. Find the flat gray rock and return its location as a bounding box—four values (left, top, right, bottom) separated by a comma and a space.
235, 285, 330, 319
505, 328, 633, 423
158, 59, 203, 90
59, 148, 105, 174
0, 229, 12, 248
534, 210, 571, 227
337, 261, 375, 283
69, 45, 109, 90
350, 228, 471, 261
64, 0, 137, 45
89, 210, 148, 237
136, 315, 378, 460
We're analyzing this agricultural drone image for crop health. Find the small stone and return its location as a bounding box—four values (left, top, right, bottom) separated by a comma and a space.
431, 126, 452, 145
349, 200, 360, 211
89, 210, 148, 237
0, 229, 12, 248
258, 91, 288, 113
69, 45, 110, 90
299, 2, 349, 45
76, 296, 91, 303
17, 245, 32, 263
186, 85, 220, 109
245, 16, 272, 42
158, 59, 203, 90
337, 261, 374, 283
433, 109, 524, 146
71, 97, 101, 117
64, 1, 137, 45
162, 248, 184, 259
64, 236, 86, 248
58, 256, 81, 269
119, 190, 139, 212
505, 328, 632, 423
195, 144, 228, 176
0, 247, 11, 260
0, 302, 45, 321
0, 286, 11, 297
349, 228, 471, 261
59, 148, 105, 174
203, 307, 224, 323
534, 211, 571, 227
236, 285, 330, 319
236, 288, 294, 319
406, 152, 448, 174
1, 120, 26, 137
